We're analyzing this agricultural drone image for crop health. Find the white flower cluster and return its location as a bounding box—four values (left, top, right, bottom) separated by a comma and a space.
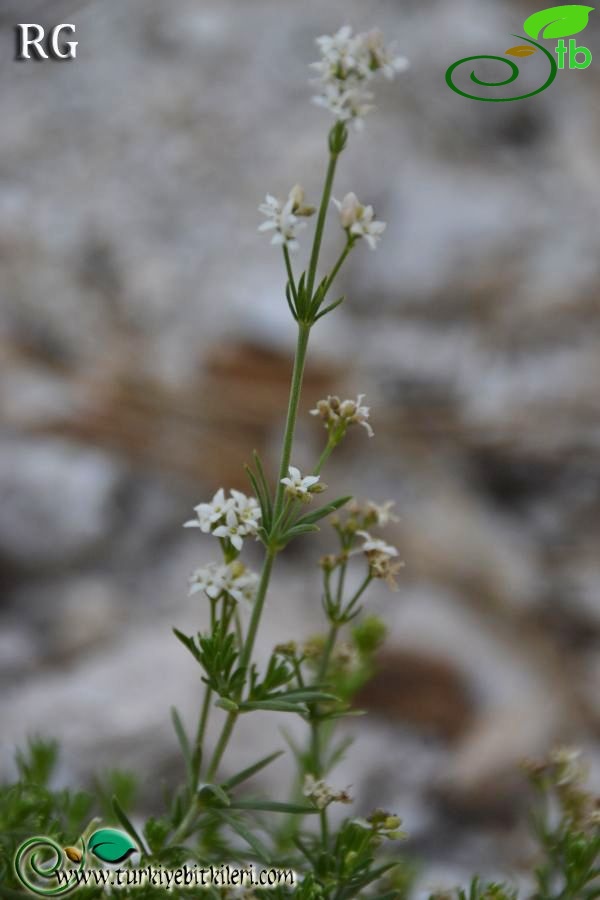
310, 393, 373, 437
280, 466, 323, 502
332, 193, 386, 250
311, 26, 408, 129
184, 488, 261, 551
355, 529, 404, 589
303, 774, 352, 810
258, 184, 315, 253
188, 560, 259, 606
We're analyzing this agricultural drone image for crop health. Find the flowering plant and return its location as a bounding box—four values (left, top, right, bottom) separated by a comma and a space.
1, 24, 600, 900
165, 24, 409, 894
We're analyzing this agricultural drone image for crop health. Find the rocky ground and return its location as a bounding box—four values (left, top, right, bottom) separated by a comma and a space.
1, 0, 600, 892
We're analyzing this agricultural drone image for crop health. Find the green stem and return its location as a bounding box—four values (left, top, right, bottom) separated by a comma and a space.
319, 808, 329, 847
317, 623, 339, 685
306, 153, 339, 302
205, 549, 276, 782
194, 686, 212, 784
170, 799, 200, 846
344, 572, 373, 617
272, 323, 311, 521
322, 240, 352, 299
283, 245, 298, 304
314, 438, 335, 476
336, 560, 347, 608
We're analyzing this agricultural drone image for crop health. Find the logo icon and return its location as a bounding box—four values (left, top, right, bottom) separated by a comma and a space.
446, 4, 594, 101
14, 828, 138, 896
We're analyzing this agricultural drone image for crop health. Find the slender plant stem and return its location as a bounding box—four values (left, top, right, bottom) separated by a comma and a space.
322, 240, 352, 298
306, 153, 339, 301
205, 549, 276, 782
205, 709, 236, 784
344, 572, 373, 616
272, 323, 311, 520
283, 245, 298, 303
194, 687, 212, 783
317, 623, 339, 685
319, 809, 329, 847
336, 560, 347, 607
314, 439, 335, 475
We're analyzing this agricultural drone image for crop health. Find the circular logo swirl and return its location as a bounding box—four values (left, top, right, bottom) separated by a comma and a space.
446, 36, 557, 101
14, 836, 84, 896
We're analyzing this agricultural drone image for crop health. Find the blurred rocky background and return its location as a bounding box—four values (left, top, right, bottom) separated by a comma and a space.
1, 0, 600, 892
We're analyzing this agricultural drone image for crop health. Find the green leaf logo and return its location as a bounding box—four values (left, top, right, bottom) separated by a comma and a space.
87, 828, 137, 864
523, 5, 594, 40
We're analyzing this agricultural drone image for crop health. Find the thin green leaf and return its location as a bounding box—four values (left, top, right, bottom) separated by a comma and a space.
271, 689, 340, 704
111, 796, 148, 856
279, 726, 304, 764
198, 782, 231, 807
253, 451, 272, 514
314, 296, 344, 321
245, 465, 269, 526
228, 799, 318, 814
222, 750, 284, 790
285, 282, 298, 321
294, 835, 318, 866
170, 706, 192, 782
282, 524, 320, 539
239, 699, 309, 714
295, 496, 352, 527
326, 735, 355, 770
219, 811, 273, 862
320, 707, 366, 721
172, 628, 201, 663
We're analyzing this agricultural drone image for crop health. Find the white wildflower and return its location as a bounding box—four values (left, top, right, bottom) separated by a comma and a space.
365, 500, 398, 527
339, 394, 373, 435
356, 530, 398, 557
280, 465, 323, 502
310, 393, 373, 437
184, 488, 232, 533
312, 83, 374, 129
213, 507, 246, 551
311, 25, 408, 128
332, 193, 386, 250
362, 29, 409, 80
189, 561, 258, 606
188, 562, 227, 600
303, 774, 352, 810
184, 489, 261, 550
258, 184, 314, 253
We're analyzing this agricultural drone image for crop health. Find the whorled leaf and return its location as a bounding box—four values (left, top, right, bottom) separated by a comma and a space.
505, 45, 539, 56
523, 5, 594, 40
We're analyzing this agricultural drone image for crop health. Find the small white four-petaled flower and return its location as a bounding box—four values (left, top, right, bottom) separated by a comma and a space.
332, 193, 386, 250
188, 561, 258, 606
280, 465, 322, 501
365, 500, 398, 527
184, 488, 261, 550
356, 530, 398, 557
258, 184, 315, 253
